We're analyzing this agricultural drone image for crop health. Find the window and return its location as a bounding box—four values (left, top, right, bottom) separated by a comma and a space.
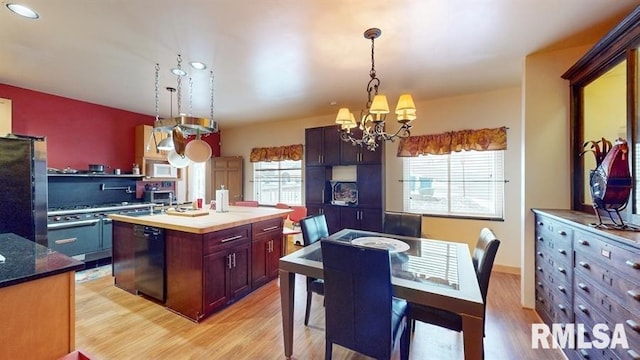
253, 160, 302, 205
403, 150, 504, 219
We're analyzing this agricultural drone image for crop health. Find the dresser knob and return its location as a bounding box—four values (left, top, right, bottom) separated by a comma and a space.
557, 249, 566, 255
627, 290, 640, 301
557, 267, 566, 274
626, 319, 640, 333
578, 304, 589, 314
557, 285, 566, 293
578, 261, 590, 269
558, 230, 567, 236
626, 260, 640, 269
579, 349, 590, 358
578, 283, 589, 292
578, 239, 589, 246
558, 303, 566, 312
627, 349, 640, 360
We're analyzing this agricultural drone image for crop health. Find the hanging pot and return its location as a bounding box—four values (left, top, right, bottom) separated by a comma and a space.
185, 132, 212, 163
167, 150, 190, 168
172, 126, 187, 156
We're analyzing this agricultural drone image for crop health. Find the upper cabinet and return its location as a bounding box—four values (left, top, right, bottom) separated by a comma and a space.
135, 125, 168, 161
306, 125, 382, 166
305, 126, 341, 166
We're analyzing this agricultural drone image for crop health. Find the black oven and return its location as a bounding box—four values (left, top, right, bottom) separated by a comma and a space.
47, 217, 102, 259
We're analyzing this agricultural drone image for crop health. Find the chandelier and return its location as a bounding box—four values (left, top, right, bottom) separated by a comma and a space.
336, 28, 416, 151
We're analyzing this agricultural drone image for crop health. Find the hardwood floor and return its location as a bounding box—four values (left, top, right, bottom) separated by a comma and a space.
75, 272, 565, 359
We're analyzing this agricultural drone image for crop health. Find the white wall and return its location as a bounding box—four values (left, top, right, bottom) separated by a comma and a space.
384, 88, 522, 272
521, 44, 591, 307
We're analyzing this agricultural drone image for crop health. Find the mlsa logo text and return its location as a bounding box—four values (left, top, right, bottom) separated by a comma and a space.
532, 323, 628, 350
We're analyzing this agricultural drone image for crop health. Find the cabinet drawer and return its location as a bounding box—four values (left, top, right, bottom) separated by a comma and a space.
204, 225, 251, 254
574, 230, 640, 279
536, 215, 574, 250
251, 217, 282, 239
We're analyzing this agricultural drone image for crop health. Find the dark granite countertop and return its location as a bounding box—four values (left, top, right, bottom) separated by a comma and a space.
0, 233, 85, 289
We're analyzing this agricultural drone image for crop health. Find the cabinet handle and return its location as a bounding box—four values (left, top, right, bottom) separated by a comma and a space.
537, 236, 544, 242
557, 249, 566, 255
627, 349, 640, 360
221, 235, 243, 243
578, 304, 589, 314
557, 285, 565, 293
536, 296, 545, 304
626, 260, 640, 269
262, 226, 279, 232
232, 253, 236, 268
578, 283, 589, 292
270, 240, 274, 253
578, 261, 590, 269
626, 319, 640, 333
537, 281, 544, 289
537, 266, 543, 273
227, 254, 232, 269
558, 230, 567, 236
627, 290, 640, 301
321, 191, 325, 203
579, 349, 589, 359
577, 239, 589, 246
557, 266, 566, 274
557, 303, 566, 312
537, 221, 544, 226
537, 251, 544, 257
55, 237, 77, 244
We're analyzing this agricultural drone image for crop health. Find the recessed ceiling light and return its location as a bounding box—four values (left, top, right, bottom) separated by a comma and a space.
171, 68, 187, 77
6, 3, 39, 19
189, 61, 207, 70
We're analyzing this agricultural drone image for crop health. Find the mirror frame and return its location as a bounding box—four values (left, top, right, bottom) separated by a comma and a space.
563, 6, 640, 222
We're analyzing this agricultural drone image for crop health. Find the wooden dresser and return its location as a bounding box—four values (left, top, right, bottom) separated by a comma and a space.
533, 209, 640, 360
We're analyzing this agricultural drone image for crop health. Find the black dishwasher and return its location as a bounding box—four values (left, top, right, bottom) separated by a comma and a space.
134, 225, 165, 302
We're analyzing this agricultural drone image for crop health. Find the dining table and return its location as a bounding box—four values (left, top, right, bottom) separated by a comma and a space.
279, 228, 485, 360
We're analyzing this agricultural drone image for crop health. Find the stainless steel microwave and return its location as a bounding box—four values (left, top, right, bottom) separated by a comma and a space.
144, 190, 175, 205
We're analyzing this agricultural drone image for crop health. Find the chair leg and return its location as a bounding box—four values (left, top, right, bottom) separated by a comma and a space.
304, 291, 312, 326
400, 319, 410, 360
325, 341, 332, 360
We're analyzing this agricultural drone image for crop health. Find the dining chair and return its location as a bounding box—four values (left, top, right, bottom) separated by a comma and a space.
234, 200, 259, 207
383, 211, 422, 238
408, 227, 500, 340
299, 214, 328, 326
321, 239, 410, 360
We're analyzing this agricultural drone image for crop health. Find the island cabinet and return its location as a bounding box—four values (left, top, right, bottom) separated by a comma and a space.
251, 217, 284, 289
532, 210, 640, 360
165, 224, 252, 322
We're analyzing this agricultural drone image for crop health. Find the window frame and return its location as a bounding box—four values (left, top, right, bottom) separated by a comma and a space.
402, 150, 505, 221
252, 159, 302, 206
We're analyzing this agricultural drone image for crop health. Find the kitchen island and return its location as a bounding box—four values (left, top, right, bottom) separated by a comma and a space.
109, 206, 290, 322
0, 232, 84, 360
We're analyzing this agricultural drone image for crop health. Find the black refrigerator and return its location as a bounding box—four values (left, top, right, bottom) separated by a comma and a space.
0, 135, 48, 247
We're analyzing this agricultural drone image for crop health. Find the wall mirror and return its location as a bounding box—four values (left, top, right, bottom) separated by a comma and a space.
563, 7, 640, 224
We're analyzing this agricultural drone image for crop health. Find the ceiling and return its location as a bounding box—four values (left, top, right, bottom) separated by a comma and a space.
1, 1, 638, 129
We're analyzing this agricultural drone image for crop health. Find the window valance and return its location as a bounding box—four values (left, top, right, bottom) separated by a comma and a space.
397, 127, 507, 157
250, 144, 303, 162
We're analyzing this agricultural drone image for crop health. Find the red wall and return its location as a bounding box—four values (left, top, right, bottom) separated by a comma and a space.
0, 84, 220, 171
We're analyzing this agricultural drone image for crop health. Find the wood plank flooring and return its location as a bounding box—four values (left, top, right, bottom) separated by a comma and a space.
74, 272, 566, 359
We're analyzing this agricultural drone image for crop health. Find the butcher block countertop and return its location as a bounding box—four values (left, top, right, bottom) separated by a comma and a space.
109, 206, 291, 234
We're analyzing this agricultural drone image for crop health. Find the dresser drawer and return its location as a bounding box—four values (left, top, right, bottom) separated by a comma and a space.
251, 217, 282, 239
570, 325, 621, 360
576, 251, 640, 314
536, 215, 574, 251
204, 224, 251, 254
574, 230, 640, 279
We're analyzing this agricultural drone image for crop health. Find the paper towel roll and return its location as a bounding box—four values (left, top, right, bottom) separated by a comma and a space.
216, 188, 229, 212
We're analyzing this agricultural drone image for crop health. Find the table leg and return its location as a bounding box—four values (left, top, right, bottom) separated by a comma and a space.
461, 314, 484, 360
280, 270, 295, 359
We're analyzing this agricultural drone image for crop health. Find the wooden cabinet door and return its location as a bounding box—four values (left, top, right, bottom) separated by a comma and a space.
268, 237, 282, 278
305, 127, 324, 166
340, 127, 361, 165
112, 221, 136, 294
357, 164, 382, 208
359, 144, 382, 164
228, 242, 251, 301
359, 208, 382, 232
322, 126, 341, 166
305, 167, 329, 204
212, 156, 243, 203
204, 248, 229, 315
135, 124, 168, 160
251, 237, 269, 289
339, 207, 360, 231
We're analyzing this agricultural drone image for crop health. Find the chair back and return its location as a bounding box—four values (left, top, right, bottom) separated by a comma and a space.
383, 211, 422, 238
321, 240, 394, 359
299, 214, 328, 246
288, 205, 308, 224
275, 203, 290, 209
473, 228, 501, 302
235, 200, 259, 207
